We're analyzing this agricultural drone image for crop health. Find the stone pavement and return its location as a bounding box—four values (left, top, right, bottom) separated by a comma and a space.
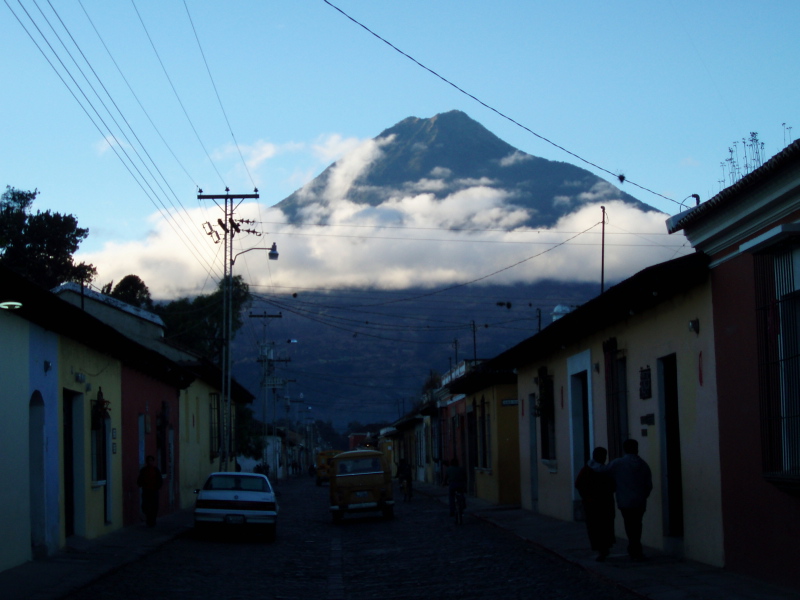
1, 481, 797, 600
412, 481, 798, 600
0, 510, 194, 600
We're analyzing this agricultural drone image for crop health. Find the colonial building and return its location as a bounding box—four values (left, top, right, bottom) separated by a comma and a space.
666, 139, 800, 588
489, 253, 724, 567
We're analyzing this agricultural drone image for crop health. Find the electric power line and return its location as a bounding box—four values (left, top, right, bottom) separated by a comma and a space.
323, 0, 681, 208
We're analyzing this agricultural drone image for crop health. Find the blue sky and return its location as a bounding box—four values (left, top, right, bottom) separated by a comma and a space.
2, 0, 798, 298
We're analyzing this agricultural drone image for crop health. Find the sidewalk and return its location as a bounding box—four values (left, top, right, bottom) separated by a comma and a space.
1, 482, 797, 600
0, 510, 194, 600
413, 481, 798, 600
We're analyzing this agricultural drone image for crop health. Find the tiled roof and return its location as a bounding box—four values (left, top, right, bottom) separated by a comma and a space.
487, 252, 709, 370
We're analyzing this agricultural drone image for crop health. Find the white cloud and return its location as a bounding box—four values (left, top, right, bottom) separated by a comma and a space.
553, 195, 572, 207
311, 133, 365, 163
81, 195, 687, 301
405, 178, 449, 193
499, 150, 533, 167
321, 135, 395, 202
577, 180, 622, 203
95, 135, 126, 155
80, 135, 687, 301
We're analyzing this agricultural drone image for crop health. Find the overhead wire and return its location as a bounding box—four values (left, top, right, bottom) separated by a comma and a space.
5, 0, 218, 280
260, 220, 675, 236
322, 0, 682, 209
348, 220, 604, 307
39, 0, 218, 279
77, 0, 199, 190
182, 0, 257, 191
130, 0, 227, 188
266, 227, 679, 247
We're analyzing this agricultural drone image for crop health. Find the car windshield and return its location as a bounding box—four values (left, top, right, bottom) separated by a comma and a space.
204, 475, 271, 492
336, 457, 382, 475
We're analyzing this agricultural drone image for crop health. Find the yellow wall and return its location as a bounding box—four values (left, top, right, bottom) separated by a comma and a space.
473, 383, 521, 505
179, 380, 222, 507
58, 337, 123, 542
517, 282, 723, 566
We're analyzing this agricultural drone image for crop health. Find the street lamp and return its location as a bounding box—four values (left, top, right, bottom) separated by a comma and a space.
232, 242, 279, 265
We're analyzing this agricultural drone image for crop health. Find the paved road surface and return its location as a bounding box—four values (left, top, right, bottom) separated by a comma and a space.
60, 476, 639, 600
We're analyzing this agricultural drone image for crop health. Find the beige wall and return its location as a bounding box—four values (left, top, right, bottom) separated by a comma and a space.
58, 338, 123, 542
517, 282, 723, 566
179, 380, 222, 508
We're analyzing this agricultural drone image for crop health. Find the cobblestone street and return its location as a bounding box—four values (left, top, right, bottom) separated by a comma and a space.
60, 476, 637, 600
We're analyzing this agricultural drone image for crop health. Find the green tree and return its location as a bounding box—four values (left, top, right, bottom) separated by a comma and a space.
103, 274, 154, 310
235, 404, 266, 460
0, 186, 96, 288
154, 275, 252, 365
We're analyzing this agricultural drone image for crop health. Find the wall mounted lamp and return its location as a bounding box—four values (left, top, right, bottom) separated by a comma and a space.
688, 319, 700, 334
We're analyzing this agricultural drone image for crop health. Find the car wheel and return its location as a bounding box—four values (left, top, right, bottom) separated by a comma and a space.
382, 505, 394, 520
332, 511, 343, 524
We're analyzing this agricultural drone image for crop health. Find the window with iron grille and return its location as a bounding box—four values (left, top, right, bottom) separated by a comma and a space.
755, 250, 800, 490
603, 337, 629, 460
537, 368, 556, 460
478, 398, 489, 468
91, 415, 108, 483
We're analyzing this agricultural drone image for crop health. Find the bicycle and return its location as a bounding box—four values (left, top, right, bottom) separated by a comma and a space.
400, 477, 411, 502
454, 488, 466, 525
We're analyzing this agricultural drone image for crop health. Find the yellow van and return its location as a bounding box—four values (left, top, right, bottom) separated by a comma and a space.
329, 449, 394, 522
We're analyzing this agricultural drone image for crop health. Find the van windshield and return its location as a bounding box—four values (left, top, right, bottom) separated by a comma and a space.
336, 457, 382, 475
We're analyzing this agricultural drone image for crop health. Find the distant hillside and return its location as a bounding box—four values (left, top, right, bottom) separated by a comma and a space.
231, 280, 599, 430
276, 110, 655, 227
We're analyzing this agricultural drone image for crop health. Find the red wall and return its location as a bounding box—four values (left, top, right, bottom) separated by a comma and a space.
712, 256, 800, 588
121, 367, 181, 527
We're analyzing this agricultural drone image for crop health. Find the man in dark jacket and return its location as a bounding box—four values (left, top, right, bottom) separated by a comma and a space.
137, 455, 163, 527
575, 446, 615, 561
606, 439, 652, 560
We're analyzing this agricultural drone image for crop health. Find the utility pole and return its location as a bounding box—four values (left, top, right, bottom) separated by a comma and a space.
600, 205, 606, 295
258, 341, 292, 479
251, 312, 281, 476
198, 189, 258, 471
471, 320, 478, 363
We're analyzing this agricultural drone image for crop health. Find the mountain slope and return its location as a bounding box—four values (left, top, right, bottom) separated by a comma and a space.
276, 110, 655, 227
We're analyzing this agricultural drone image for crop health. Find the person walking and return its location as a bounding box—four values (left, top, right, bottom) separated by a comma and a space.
606, 439, 652, 560
137, 455, 163, 527
396, 459, 413, 502
445, 458, 467, 517
575, 446, 616, 561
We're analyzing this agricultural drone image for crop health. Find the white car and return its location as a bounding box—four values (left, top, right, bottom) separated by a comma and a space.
194, 472, 278, 540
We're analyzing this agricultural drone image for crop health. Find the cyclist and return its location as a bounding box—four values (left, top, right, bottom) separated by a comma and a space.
445, 458, 467, 517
